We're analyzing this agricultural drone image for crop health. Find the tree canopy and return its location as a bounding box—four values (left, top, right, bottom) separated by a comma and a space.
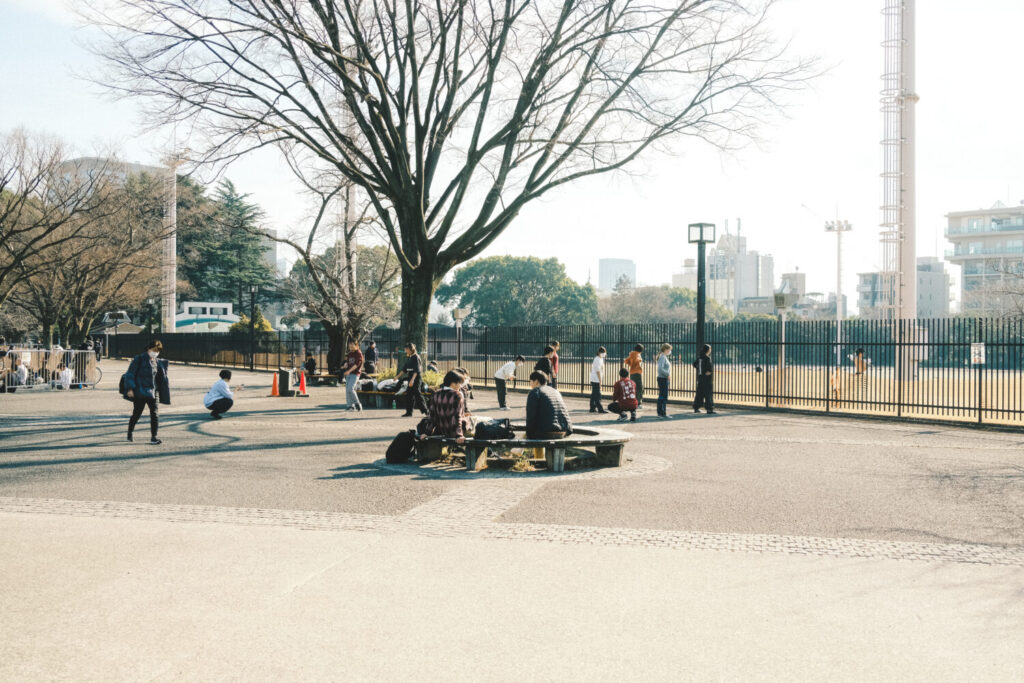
89, 0, 812, 349
436, 256, 597, 327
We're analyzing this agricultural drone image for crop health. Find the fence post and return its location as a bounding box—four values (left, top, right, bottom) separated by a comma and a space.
764, 321, 770, 408
896, 319, 904, 418
580, 325, 585, 394
483, 327, 489, 388
976, 318, 983, 424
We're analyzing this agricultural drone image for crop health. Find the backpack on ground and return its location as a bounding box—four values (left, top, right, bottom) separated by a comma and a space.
473, 418, 514, 440
386, 430, 418, 463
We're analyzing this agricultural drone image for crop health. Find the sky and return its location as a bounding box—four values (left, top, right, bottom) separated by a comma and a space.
2, 0, 1023, 310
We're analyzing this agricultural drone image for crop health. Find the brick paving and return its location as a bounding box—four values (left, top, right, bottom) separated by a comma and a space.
4, 487, 1022, 566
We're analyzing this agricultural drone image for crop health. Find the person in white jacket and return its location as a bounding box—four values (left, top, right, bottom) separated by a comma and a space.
203, 369, 243, 419
589, 347, 608, 413
493, 355, 525, 411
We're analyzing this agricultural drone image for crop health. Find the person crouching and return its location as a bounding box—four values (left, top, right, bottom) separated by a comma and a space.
204, 369, 242, 419
609, 368, 639, 422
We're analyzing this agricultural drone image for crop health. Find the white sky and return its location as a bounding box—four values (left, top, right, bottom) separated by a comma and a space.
2, 0, 1023, 308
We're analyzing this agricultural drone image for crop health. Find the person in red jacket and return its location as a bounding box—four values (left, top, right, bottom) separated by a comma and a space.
609, 367, 638, 423
549, 340, 560, 389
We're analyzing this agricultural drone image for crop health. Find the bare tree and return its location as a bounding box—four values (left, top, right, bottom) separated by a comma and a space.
0, 130, 117, 308
11, 173, 166, 344
86, 0, 813, 350
270, 161, 400, 371
968, 264, 1024, 319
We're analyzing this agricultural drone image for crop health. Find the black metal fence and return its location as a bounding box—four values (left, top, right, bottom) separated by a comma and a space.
105, 317, 1024, 426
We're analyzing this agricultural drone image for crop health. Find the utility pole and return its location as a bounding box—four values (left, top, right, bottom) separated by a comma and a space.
825, 220, 852, 367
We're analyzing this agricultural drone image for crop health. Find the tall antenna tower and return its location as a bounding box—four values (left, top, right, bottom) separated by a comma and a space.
879, 0, 918, 319
161, 157, 182, 334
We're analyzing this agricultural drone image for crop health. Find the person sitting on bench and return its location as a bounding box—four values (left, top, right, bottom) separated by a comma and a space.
418, 370, 466, 444
204, 369, 242, 419
303, 353, 317, 377
525, 371, 572, 440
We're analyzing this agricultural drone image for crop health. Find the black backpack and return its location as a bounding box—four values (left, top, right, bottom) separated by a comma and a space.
386, 430, 418, 463
118, 373, 132, 401
474, 418, 515, 440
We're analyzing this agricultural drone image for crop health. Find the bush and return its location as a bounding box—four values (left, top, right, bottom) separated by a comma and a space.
376, 366, 442, 388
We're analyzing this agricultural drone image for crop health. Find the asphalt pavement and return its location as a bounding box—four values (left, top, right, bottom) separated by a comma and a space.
1, 360, 1022, 680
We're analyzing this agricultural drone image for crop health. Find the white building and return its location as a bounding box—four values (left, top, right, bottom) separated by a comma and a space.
175, 301, 240, 333
672, 234, 774, 311
945, 200, 1024, 316
598, 258, 637, 292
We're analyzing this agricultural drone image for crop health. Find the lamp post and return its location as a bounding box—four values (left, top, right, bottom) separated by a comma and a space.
249, 284, 258, 371
146, 298, 155, 338
824, 220, 852, 368
687, 223, 717, 352
452, 308, 468, 367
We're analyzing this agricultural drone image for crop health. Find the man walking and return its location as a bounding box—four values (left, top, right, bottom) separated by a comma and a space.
343, 340, 364, 411
397, 343, 429, 417
363, 340, 378, 374
589, 347, 607, 413
656, 343, 672, 418
124, 340, 170, 444
693, 344, 715, 414
493, 355, 524, 411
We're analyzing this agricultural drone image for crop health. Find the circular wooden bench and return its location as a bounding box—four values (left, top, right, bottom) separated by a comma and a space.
415, 423, 631, 472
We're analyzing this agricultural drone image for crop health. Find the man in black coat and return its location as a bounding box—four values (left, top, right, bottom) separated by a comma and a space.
123, 340, 171, 444
525, 371, 573, 439
692, 344, 715, 414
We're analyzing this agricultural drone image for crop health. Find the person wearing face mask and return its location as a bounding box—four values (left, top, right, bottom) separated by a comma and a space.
589, 346, 608, 413
123, 340, 170, 444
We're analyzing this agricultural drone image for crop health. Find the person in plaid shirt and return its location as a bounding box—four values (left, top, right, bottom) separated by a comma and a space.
419, 370, 467, 442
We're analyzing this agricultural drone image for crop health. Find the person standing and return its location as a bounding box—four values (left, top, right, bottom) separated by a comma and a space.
124, 340, 170, 444
398, 343, 428, 417
203, 369, 242, 419
610, 368, 639, 422
693, 344, 715, 414
493, 355, 525, 411
656, 343, 672, 418
525, 371, 573, 440
624, 344, 644, 408
534, 346, 555, 379
589, 347, 607, 413
363, 341, 378, 374
343, 340, 364, 411
549, 340, 560, 389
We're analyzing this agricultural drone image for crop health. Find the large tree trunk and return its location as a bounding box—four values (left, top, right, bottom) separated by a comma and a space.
400, 267, 437, 362
324, 321, 346, 376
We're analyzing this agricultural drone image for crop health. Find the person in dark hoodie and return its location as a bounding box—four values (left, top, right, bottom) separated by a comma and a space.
692, 344, 715, 415
525, 370, 572, 440
124, 340, 170, 444
534, 346, 555, 379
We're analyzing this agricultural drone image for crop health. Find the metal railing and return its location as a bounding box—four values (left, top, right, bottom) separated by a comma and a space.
1, 348, 103, 392
104, 317, 1024, 426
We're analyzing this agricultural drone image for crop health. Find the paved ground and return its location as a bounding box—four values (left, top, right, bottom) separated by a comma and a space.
1, 360, 1023, 680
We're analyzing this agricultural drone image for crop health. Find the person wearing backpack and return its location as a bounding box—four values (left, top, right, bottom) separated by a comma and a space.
624, 344, 644, 408
123, 340, 170, 444
693, 344, 715, 414
609, 367, 639, 422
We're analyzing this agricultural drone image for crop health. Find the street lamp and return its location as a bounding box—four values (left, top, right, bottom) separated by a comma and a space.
452, 307, 469, 367
146, 298, 155, 337
249, 284, 258, 371
687, 222, 717, 352
824, 220, 852, 368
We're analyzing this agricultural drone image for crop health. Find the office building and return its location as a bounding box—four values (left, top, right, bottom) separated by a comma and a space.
671, 234, 775, 311
599, 258, 637, 292
945, 200, 1024, 316
858, 257, 951, 318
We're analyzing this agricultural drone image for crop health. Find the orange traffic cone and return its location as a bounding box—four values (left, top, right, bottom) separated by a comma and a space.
298, 371, 308, 396
269, 372, 279, 397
